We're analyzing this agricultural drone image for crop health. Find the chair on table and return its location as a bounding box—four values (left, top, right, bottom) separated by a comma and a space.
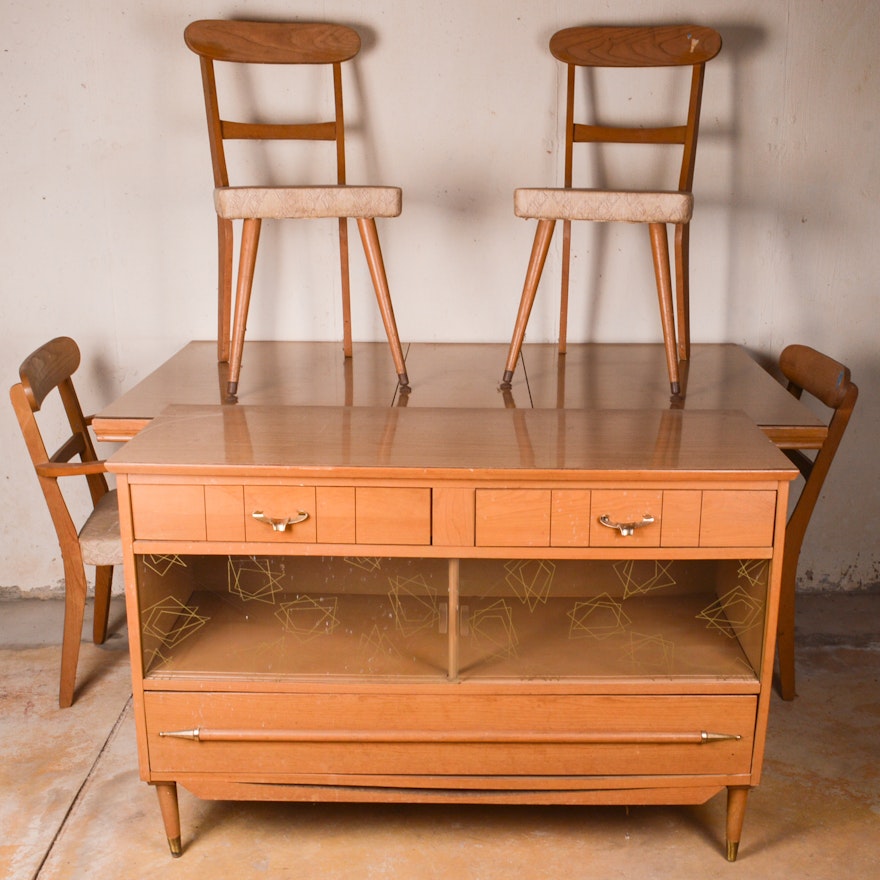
501, 25, 722, 395
184, 20, 410, 401
9, 337, 122, 708
775, 344, 858, 701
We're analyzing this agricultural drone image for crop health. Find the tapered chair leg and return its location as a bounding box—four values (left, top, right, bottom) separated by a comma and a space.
59, 562, 88, 708
675, 222, 691, 361
776, 544, 800, 700
501, 218, 557, 389
648, 222, 681, 395
92, 565, 113, 645
338, 216, 353, 358
217, 217, 234, 363
558, 218, 572, 355
355, 217, 410, 391
226, 217, 262, 401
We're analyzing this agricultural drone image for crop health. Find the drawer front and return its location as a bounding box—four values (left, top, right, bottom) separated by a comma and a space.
131, 484, 206, 541
355, 488, 431, 545
700, 491, 777, 547
475, 489, 551, 547
144, 691, 756, 779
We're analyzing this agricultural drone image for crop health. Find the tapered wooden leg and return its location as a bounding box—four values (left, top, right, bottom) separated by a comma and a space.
217, 217, 234, 363
339, 216, 353, 358
725, 786, 749, 862
776, 546, 800, 700
501, 218, 556, 389
674, 222, 690, 361
355, 217, 410, 391
154, 782, 182, 857
559, 218, 572, 355
92, 564, 113, 645
649, 222, 681, 395
59, 561, 88, 708
226, 217, 262, 401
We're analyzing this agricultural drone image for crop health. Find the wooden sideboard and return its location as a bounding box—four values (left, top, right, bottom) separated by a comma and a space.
107, 404, 797, 861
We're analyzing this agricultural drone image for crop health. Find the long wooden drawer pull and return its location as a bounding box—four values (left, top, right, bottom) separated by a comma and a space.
598, 514, 655, 536
251, 510, 309, 532
159, 728, 740, 745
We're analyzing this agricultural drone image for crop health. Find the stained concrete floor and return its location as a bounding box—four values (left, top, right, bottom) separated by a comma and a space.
1, 593, 878, 880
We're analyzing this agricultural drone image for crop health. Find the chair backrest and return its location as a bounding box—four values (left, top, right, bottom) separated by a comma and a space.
549, 25, 722, 192
778, 343, 858, 540
183, 20, 362, 189
9, 337, 109, 550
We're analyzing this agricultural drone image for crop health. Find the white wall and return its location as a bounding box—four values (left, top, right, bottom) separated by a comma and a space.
2, 1, 877, 596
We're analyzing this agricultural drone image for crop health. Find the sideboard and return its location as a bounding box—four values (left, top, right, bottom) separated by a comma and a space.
107, 404, 797, 861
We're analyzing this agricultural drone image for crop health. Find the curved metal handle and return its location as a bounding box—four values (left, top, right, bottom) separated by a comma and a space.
251, 510, 309, 532
598, 514, 655, 537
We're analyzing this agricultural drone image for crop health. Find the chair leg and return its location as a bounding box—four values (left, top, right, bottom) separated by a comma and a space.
59, 560, 88, 708
501, 218, 556, 389
217, 217, 234, 363
776, 550, 799, 700
339, 217, 353, 358
675, 222, 690, 361
226, 217, 262, 401
355, 217, 410, 391
92, 564, 113, 645
648, 222, 681, 395
559, 218, 572, 355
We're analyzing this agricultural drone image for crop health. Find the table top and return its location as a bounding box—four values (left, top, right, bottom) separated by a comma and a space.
93, 341, 826, 449
107, 405, 797, 482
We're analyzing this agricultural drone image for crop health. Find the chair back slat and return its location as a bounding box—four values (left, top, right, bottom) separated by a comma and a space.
184, 20, 360, 65
780, 343, 854, 410
18, 336, 80, 411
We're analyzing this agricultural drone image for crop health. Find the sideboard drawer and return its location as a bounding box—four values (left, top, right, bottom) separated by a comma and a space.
475, 489, 551, 547
145, 691, 756, 778
131, 484, 206, 541
355, 488, 431, 545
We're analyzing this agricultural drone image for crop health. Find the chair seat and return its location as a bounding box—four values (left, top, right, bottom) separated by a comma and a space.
214, 185, 403, 220
79, 489, 123, 567
514, 188, 693, 224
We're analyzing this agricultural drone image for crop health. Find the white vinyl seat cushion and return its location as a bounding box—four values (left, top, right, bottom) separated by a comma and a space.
215, 185, 403, 220
79, 489, 123, 567
514, 188, 693, 224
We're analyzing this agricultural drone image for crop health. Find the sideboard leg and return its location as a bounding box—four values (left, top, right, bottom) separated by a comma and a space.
154, 782, 183, 858
725, 786, 749, 861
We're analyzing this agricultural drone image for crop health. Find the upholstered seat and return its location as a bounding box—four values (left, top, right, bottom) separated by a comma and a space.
514, 189, 693, 224
214, 186, 403, 221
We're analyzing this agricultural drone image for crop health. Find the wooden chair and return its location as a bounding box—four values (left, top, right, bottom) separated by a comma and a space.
10, 337, 122, 708
501, 25, 722, 394
775, 344, 858, 700
184, 20, 410, 400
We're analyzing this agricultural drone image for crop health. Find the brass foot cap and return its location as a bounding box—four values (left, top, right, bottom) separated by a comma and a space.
726, 841, 739, 862
168, 836, 182, 858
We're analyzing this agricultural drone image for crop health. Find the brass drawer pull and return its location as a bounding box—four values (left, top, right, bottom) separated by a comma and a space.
251, 510, 309, 532
599, 514, 655, 536
159, 727, 740, 745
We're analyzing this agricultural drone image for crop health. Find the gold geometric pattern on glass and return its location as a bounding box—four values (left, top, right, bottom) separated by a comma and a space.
143, 554, 187, 577
388, 573, 439, 637
613, 559, 677, 599
568, 593, 631, 640
275, 595, 340, 641
227, 556, 284, 604
142, 596, 209, 648
504, 559, 555, 611
623, 631, 675, 674
470, 599, 519, 659
737, 559, 769, 588
359, 623, 403, 661
345, 557, 383, 573
697, 585, 765, 638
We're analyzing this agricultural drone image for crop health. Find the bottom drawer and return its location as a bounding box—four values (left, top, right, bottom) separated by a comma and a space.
145, 691, 756, 779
